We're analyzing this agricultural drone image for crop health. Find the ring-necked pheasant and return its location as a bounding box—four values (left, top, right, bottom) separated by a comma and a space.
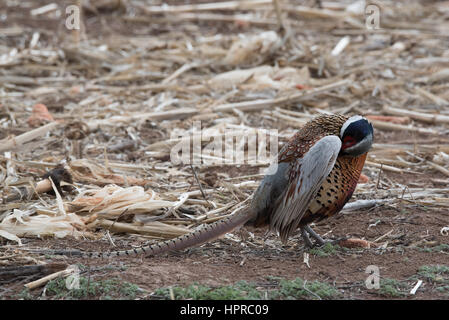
51, 114, 374, 258
247, 114, 373, 247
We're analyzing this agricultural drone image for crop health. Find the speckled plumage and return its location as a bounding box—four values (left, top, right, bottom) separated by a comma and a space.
279, 114, 349, 163
248, 114, 369, 242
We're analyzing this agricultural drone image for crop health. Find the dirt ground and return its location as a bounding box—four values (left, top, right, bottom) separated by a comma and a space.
1, 0, 449, 300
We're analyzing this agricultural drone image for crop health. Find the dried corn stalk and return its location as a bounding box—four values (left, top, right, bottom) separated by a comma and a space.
0, 209, 87, 241
69, 185, 176, 218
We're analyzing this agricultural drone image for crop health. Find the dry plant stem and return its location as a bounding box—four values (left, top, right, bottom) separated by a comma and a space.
135, 13, 278, 27
340, 199, 384, 212
214, 79, 351, 112
410, 280, 423, 295
86, 108, 197, 131
371, 143, 449, 154
35, 179, 52, 193
139, 0, 273, 13
383, 106, 449, 124
190, 165, 210, 205
162, 62, 202, 84
414, 87, 449, 106
369, 119, 437, 134
0, 122, 62, 153
0, 263, 66, 281
376, 164, 383, 190
271, 111, 308, 127
365, 161, 406, 173
373, 229, 394, 243
24, 266, 76, 290
285, 5, 349, 19
272, 0, 285, 30
426, 162, 449, 177
406, 151, 449, 177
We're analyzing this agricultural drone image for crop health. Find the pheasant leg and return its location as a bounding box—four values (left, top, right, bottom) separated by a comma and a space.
301, 225, 326, 247
302, 225, 351, 248
300, 227, 314, 248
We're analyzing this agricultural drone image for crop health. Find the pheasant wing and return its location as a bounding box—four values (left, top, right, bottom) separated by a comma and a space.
270, 135, 341, 241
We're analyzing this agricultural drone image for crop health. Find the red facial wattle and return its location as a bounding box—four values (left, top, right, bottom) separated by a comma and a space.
342, 136, 357, 150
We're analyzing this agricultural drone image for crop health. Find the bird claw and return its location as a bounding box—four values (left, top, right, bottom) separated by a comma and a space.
301, 229, 321, 248
301, 225, 325, 248
305, 236, 350, 249
328, 237, 349, 246
300, 225, 348, 248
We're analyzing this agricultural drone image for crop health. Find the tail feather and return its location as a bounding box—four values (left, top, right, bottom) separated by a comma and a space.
83, 208, 254, 258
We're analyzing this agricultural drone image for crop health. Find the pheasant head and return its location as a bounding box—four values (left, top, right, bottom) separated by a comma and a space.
340, 115, 374, 157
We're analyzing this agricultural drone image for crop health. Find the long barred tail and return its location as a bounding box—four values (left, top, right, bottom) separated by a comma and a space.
79, 208, 254, 259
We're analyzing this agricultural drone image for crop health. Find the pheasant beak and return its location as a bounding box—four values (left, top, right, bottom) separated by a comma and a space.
341, 133, 373, 156
342, 136, 357, 150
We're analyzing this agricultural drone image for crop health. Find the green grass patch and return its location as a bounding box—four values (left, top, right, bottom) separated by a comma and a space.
15, 288, 34, 300
376, 278, 408, 298
153, 277, 340, 300
307, 243, 341, 257
44, 277, 141, 300
417, 265, 449, 284
436, 285, 449, 295
413, 265, 449, 296
274, 277, 340, 300
154, 281, 263, 300
417, 244, 449, 253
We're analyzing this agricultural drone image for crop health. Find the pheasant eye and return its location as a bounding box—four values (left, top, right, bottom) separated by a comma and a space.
342, 135, 357, 149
